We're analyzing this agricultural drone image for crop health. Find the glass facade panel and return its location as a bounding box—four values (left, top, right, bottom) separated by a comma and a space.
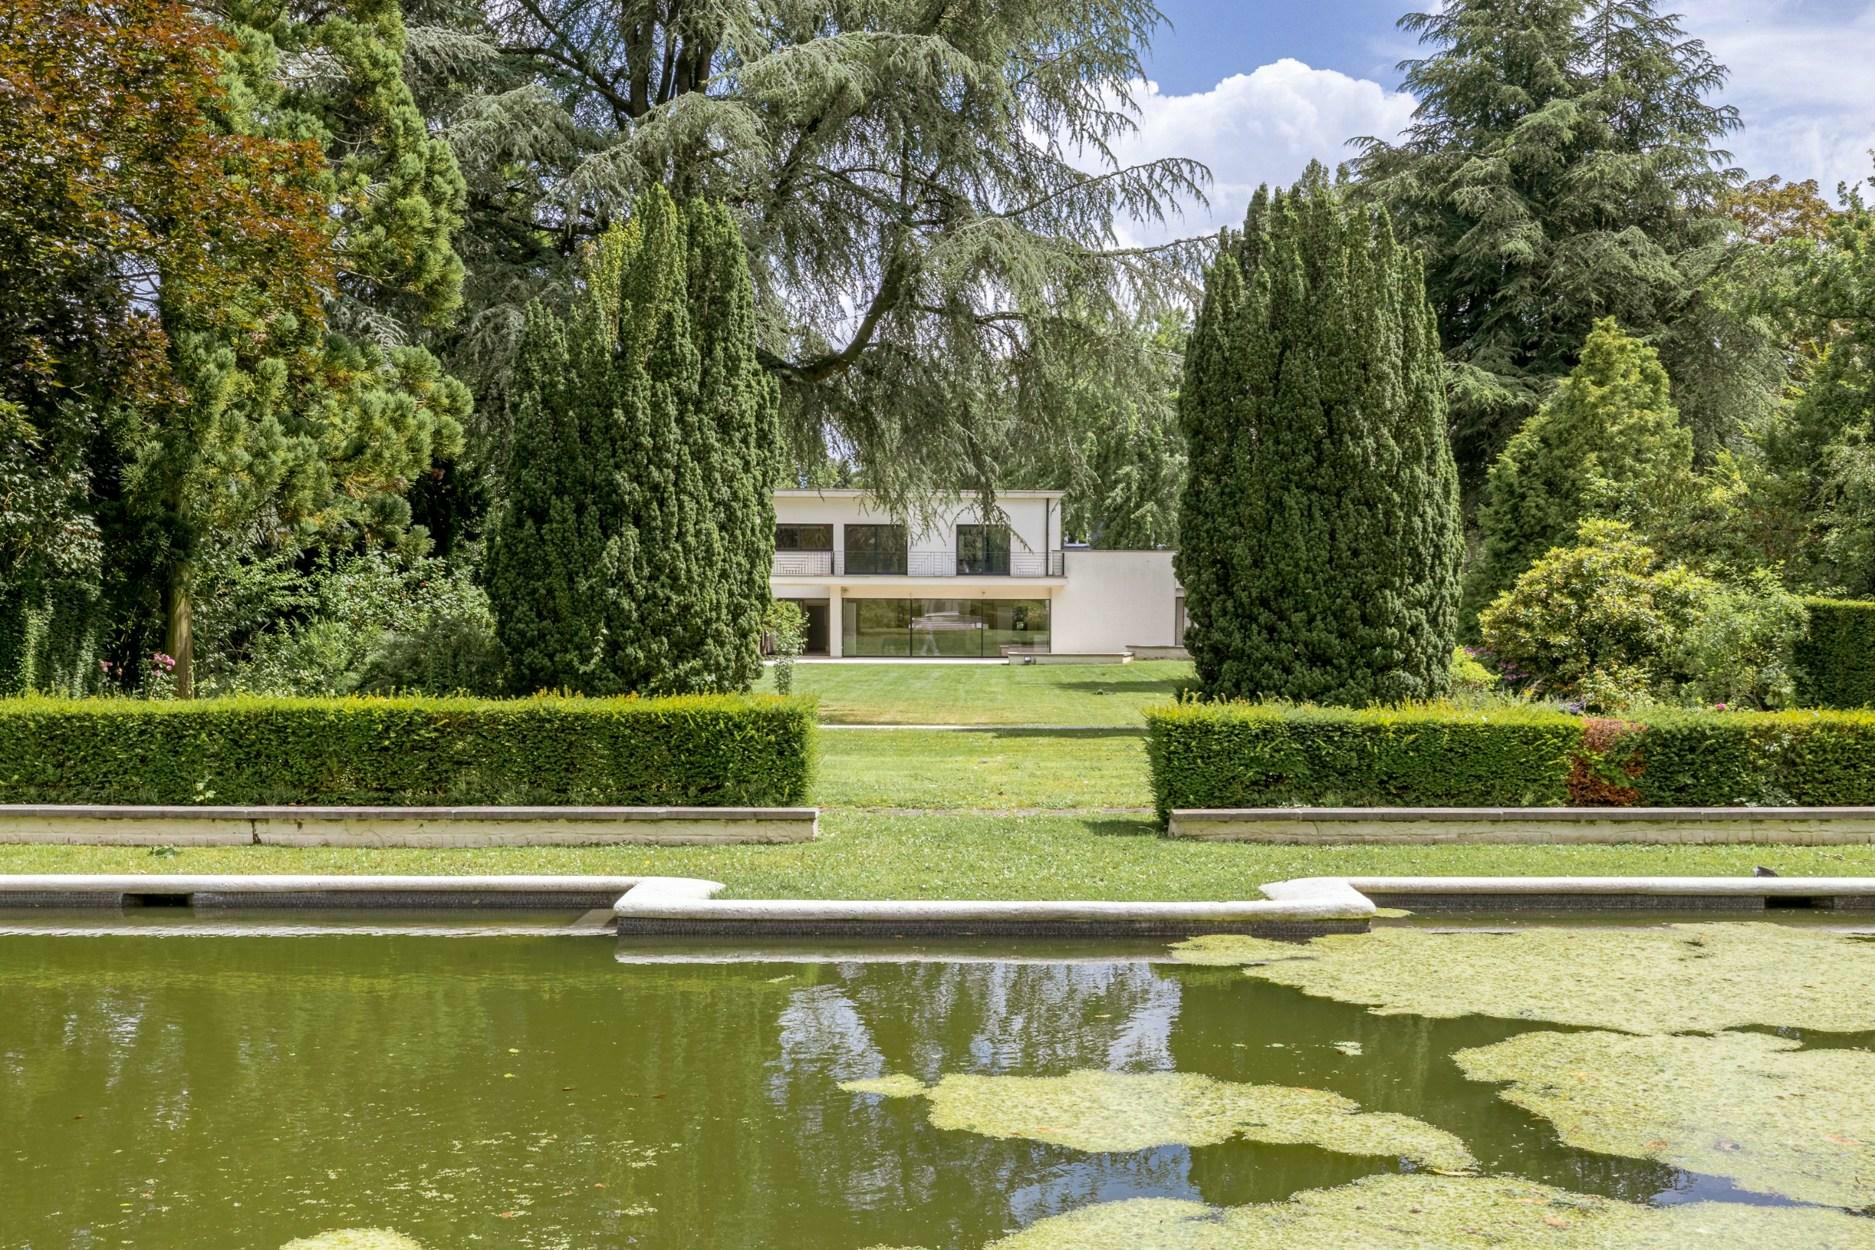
776, 524, 833, 551
980, 599, 1050, 654
841, 599, 1050, 657
844, 524, 907, 574
841, 598, 912, 657
910, 599, 982, 657
956, 524, 1011, 575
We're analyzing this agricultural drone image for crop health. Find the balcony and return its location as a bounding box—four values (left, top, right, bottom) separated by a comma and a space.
771, 550, 1065, 578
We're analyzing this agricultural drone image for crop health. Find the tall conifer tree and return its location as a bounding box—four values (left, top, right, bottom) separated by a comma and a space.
1354, 0, 1747, 481
1468, 318, 1695, 616
1176, 172, 1462, 705
486, 188, 778, 695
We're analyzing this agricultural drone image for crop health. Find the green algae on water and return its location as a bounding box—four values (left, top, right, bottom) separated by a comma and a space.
841, 1073, 928, 1098
279, 1232, 425, 1250
1172, 923, 1875, 1034
838, 1069, 1475, 1170
1455, 1029, 1875, 1209
981, 1173, 1874, 1250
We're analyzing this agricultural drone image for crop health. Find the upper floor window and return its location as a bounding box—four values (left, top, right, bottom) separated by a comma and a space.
776, 524, 833, 552
845, 524, 907, 574
956, 524, 1011, 575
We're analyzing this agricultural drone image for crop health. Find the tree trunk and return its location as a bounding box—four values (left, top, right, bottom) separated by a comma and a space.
164, 563, 194, 699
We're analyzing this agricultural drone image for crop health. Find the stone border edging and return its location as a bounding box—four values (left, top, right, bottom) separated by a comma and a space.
1168, 806, 1875, 845
1308, 874, 1875, 912
0, 873, 676, 909
610, 876, 1376, 938
0, 804, 816, 847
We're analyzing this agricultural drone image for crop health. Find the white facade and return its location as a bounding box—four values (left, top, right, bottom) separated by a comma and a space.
769, 490, 1182, 658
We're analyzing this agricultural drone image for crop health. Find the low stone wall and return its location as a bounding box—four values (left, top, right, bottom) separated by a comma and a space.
1168, 806, 1875, 846
0, 804, 817, 848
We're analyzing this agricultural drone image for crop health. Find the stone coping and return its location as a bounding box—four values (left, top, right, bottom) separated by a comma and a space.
1178, 806, 1875, 822
0, 805, 817, 847
611, 876, 1376, 938
1169, 806, 1875, 845
4, 872, 1872, 928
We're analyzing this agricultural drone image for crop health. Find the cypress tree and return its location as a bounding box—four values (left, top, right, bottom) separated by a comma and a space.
1175, 172, 1462, 705
484, 188, 778, 695
1468, 318, 1695, 616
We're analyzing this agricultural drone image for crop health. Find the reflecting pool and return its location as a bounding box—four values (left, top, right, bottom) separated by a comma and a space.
0, 919, 1870, 1249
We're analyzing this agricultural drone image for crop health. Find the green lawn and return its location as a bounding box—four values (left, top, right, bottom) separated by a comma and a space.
760, 660, 1192, 725
816, 728, 1150, 809
8, 819, 1874, 900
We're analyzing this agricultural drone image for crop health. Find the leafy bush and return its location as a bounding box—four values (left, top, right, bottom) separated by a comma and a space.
1671, 571, 1808, 709
193, 549, 504, 697
1145, 702, 1875, 818
763, 600, 808, 696
1144, 702, 1582, 821
0, 694, 815, 806
1479, 520, 1710, 711
1795, 598, 1875, 708
1480, 520, 1806, 712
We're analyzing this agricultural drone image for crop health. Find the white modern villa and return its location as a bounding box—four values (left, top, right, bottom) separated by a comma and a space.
770, 489, 1185, 659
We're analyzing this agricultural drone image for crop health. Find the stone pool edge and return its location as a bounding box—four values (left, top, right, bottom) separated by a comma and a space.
3, 874, 1873, 932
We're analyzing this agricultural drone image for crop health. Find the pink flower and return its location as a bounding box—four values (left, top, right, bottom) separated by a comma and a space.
152, 652, 176, 672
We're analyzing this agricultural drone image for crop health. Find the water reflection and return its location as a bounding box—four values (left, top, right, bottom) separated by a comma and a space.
0, 934, 1757, 1250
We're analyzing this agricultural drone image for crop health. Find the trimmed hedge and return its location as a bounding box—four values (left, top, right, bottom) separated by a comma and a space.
1796, 598, 1875, 709
0, 694, 816, 807
1146, 702, 1875, 819
1601, 710, 1875, 807
1144, 703, 1582, 822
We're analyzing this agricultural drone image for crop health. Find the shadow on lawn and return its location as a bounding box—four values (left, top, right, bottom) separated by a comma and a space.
1050, 675, 1197, 701
1082, 817, 1161, 839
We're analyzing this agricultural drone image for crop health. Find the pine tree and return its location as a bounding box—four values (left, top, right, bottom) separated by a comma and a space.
485, 188, 778, 695
1354, 0, 1747, 482
1469, 318, 1696, 616
1175, 173, 1463, 705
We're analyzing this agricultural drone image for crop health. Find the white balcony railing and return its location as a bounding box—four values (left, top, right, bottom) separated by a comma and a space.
771, 549, 1065, 578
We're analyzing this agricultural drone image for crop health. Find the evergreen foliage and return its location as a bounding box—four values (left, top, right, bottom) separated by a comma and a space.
1175, 174, 1463, 705
1470, 318, 1696, 614
485, 188, 779, 696
394, 0, 1204, 514
1795, 599, 1875, 710
1354, 0, 1753, 479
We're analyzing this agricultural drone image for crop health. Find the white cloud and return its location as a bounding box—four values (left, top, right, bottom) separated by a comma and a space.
1686, 0, 1875, 195
1096, 59, 1419, 245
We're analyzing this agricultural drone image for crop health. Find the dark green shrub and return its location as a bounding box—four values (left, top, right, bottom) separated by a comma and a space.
0, 694, 815, 807
1795, 599, 1875, 709
1144, 703, 1582, 821
1146, 702, 1875, 819
1610, 710, 1875, 806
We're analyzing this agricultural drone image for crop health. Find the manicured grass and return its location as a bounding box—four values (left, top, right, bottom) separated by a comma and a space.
762, 661, 1192, 725
816, 728, 1150, 809
7, 816, 1875, 901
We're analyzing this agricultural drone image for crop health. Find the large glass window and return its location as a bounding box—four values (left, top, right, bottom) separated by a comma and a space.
980, 599, 1049, 654
843, 598, 1050, 657
910, 599, 982, 657
844, 524, 907, 574
775, 524, 833, 551
841, 598, 911, 656
956, 524, 1011, 575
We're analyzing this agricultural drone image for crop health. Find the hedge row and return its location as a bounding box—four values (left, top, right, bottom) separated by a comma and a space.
1796, 598, 1875, 709
1144, 704, 1582, 821
0, 694, 816, 807
1145, 702, 1875, 820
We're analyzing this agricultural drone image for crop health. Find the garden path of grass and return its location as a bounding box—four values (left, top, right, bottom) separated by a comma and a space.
9, 822, 1875, 901
816, 728, 1151, 810
760, 661, 1192, 726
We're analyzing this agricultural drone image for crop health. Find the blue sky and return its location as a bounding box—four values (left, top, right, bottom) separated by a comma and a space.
1105, 1, 1875, 242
